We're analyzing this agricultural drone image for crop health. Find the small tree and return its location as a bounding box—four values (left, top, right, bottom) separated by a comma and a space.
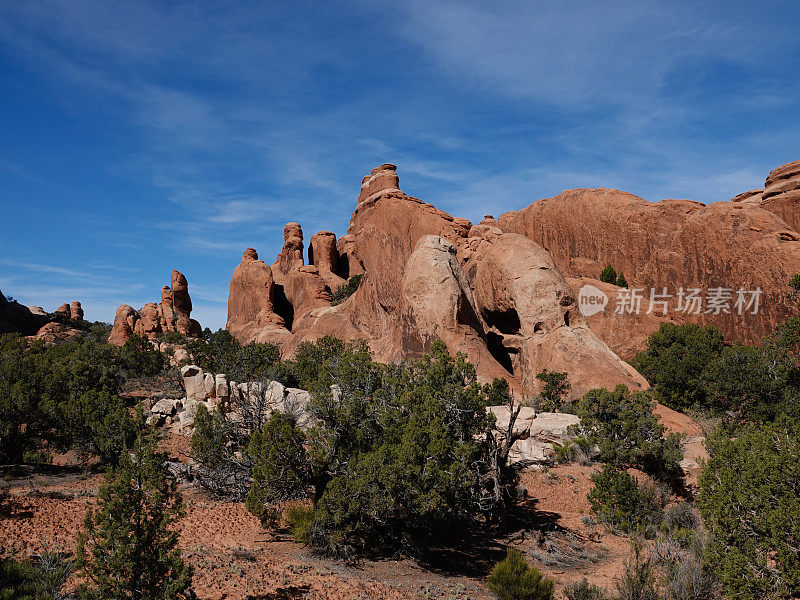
615, 273, 628, 288
487, 547, 554, 600
119, 334, 165, 377
587, 465, 662, 534
245, 412, 310, 524
76, 431, 193, 600
535, 370, 571, 411
190, 405, 251, 499
698, 417, 800, 599
599, 264, 617, 284
575, 385, 684, 482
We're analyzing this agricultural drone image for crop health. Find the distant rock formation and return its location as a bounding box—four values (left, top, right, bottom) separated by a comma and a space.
0, 291, 85, 339
108, 270, 202, 346
227, 165, 648, 396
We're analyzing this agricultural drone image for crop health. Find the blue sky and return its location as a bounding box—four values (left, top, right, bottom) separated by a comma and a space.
1, 1, 799, 329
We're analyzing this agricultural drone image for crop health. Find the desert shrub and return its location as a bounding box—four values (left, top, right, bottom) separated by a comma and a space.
330, 274, 362, 305
59, 390, 136, 463
77, 431, 193, 600
0, 333, 122, 463
552, 440, 577, 464
698, 417, 800, 599
575, 385, 683, 482
615, 543, 658, 600
186, 328, 282, 382
161, 331, 186, 345
563, 578, 607, 600
486, 547, 554, 600
599, 265, 617, 284
536, 370, 571, 411
190, 405, 251, 499
702, 341, 795, 422
285, 504, 315, 544
588, 465, 663, 534
0, 553, 71, 600
245, 412, 310, 523
118, 333, 165, 377
630, 323, 724, 412
663, 502, 698, 532
615, 273, 628, 288
308, 340, 496, 556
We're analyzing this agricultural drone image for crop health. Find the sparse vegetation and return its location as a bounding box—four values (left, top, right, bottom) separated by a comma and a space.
486, 547, 554, 600
330, 273, 362, 306
599, 265, 617, 284
535, 369, 571, 411
587, 465, 663, 534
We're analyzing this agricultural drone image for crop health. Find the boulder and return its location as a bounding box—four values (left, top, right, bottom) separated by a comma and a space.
55, 303, 70, 315
488, 406, 580, 463
181, 365, 207, 403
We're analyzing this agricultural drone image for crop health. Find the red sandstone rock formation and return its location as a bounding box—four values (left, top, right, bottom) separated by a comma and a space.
108, 270, 202, 346
226, 165, 648, 396
497, 179, 800, 344
69, 301, 84, 321
566, 277, 681, 360
761, 159, 800, 232
226, 248, 291, 346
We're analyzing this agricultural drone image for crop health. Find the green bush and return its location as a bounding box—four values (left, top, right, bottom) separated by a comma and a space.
285, 504, 315, 544
588, 465, 663, 534
575, 385, 683, 482
630, 323, 724, 412
535, 369, 570, 411
60, 389, 136, 463
615, 273, 628, 288
698, 417, 800, 599
245, 412, 310, 523
563, 577, 607, 600
0, 551, 71, 600
190, 405, 251, 499
119, 333, 165, 377
486, 547, 554, 600
599, 265, 617, 284
186, 328, 283, 382
330, 274, 362, 305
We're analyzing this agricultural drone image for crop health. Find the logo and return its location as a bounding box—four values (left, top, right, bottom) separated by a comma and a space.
578, 284, 608, 317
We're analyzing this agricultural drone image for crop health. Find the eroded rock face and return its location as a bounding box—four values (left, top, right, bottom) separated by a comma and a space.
497, 181, 800, 343
108, 305, 139, 346
109, 270, 202, 346
566, 277, 680, 361
357, 163, 400, 204
465, 229, 647, 395
275, 222, 304, 276
70, 301, 84, 321
309, 231, 345, 290
227, 164, 649, 396
761, 159, 800, 232
226, 248, 290, 345
0, 290, 49, 336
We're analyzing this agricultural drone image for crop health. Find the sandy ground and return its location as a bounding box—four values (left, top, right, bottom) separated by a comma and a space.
1, 407, 705, 599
